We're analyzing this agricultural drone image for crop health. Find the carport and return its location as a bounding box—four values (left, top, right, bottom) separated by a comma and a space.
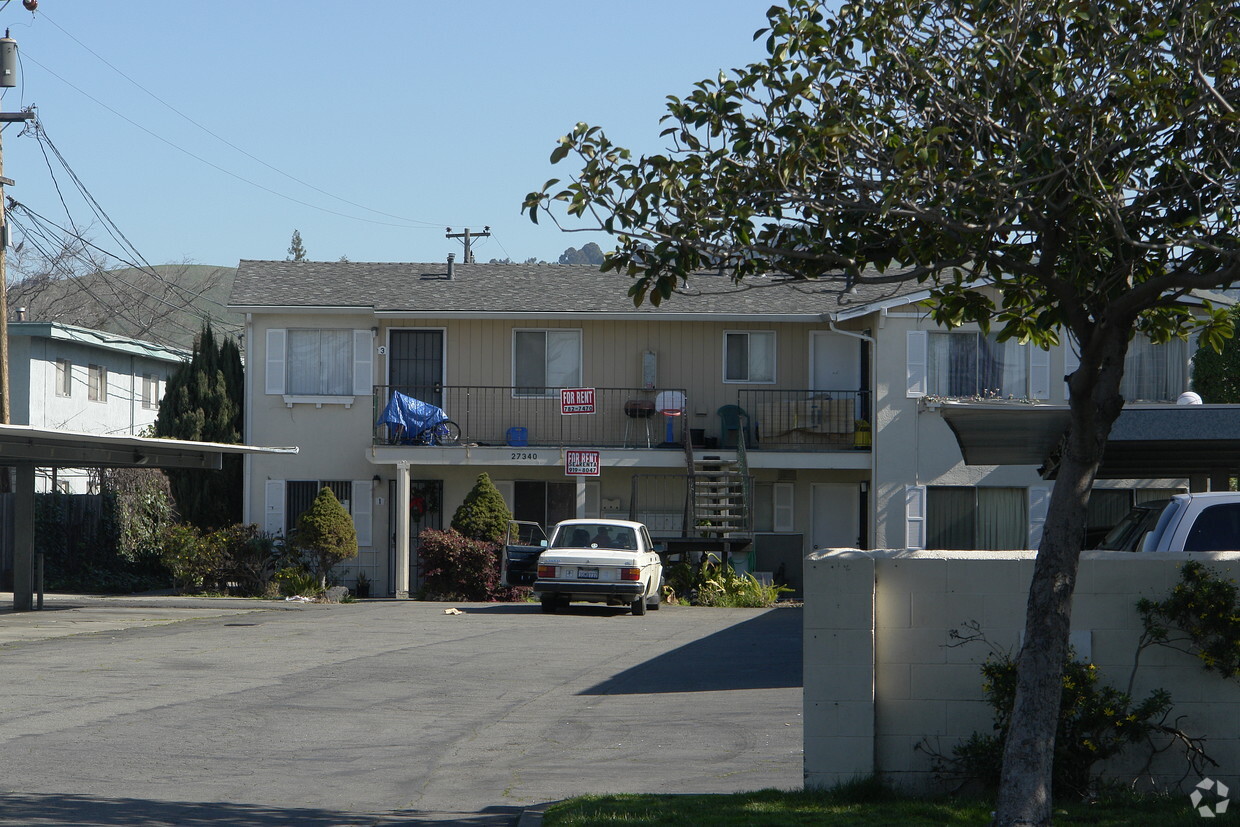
936, 400, 1240, 488
1, 424, 296, 611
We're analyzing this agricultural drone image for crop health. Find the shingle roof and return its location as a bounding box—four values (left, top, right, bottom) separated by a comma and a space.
229, 260, 927, 319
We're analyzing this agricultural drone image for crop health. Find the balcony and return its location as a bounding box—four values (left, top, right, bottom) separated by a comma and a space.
371, 385, 872, 453
373, 386, 687, 449
737, 389, 873, 451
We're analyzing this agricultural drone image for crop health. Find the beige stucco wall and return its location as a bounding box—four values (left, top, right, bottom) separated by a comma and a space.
805, 548, 1240, 793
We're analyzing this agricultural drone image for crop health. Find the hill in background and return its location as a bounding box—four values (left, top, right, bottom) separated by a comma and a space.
7, 263, 242, 351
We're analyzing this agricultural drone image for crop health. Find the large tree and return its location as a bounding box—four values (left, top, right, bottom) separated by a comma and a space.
154, 322, 245, 530
524, 1, 1240, 823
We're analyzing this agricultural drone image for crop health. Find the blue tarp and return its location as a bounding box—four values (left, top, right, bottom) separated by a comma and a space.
377, 392, 448, 442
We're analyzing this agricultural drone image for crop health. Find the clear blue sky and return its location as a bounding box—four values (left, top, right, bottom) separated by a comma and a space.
0, 1, 775, 270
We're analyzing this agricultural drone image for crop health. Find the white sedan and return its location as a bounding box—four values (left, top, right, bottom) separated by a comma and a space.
533, 518, 662, 615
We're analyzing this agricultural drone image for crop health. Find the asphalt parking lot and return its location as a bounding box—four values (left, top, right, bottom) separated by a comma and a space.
0, 594, 803, 826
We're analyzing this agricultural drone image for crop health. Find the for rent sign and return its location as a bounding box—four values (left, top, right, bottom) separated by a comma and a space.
560, 388, 596, 415
565, 450, 601, 476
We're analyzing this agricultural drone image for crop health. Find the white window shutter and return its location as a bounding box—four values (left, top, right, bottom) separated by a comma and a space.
907, 331, 928, 398
1030, 345, 1050, 400
352, 330, 374, 397
264, 479, 286, 536
1064, 344, 1080, 401
773, 483, 795, 532
265, 329, 287, 395
905, 485, 926, 550
1028, 485, 1051, 549
351, 480, 373, 547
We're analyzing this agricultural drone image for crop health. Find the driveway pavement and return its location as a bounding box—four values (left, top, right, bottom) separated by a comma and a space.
0, 594, 803, 826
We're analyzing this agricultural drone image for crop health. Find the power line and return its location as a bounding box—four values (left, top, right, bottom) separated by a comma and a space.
39, 10, 451, 231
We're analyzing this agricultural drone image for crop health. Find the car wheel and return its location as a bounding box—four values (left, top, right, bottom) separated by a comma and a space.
631, 593, 647, 616
540, 594, 557, 614
647, 591, 661, 610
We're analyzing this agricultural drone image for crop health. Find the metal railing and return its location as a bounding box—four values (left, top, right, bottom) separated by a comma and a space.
736, 389, 873, 451
373, 385, 688, 448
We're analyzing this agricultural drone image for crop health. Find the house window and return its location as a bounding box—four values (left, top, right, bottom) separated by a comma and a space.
513, 329, 581, 397
141, 374, 159, 410
1121, 337, 1186, 402
88, 364, 108, 402
287, 329, 352, 395
285, 480, 352, 535
724, 331, 776, 383
928, 332, 1027, 398
56, 359, 72, 397
927, 486, 1027, 550
513, 480, 578, 527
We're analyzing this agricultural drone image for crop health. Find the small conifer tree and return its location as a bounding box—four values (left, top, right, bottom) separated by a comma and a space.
294, 487, 358, 588
450, 473, 512, 543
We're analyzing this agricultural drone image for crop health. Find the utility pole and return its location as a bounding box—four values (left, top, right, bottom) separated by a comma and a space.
445, 226, 490, 264
0, 31, 33, 426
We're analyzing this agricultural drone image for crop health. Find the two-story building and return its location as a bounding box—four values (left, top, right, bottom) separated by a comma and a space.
229, 259, 1194, 598
7, 320, 189, 493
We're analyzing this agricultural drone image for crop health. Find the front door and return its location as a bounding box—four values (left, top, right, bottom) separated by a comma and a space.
389, 329, 444, 407
811, 483, 862, 552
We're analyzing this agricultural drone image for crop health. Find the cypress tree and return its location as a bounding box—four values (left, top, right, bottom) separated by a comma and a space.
154, 321, 244, 529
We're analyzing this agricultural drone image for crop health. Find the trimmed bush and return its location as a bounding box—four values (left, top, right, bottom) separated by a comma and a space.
417, 528, 524, 602
292, 487, 358, 588
451, 473, 512, 542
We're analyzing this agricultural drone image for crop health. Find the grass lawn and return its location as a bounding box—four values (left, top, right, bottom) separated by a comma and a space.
541, 783, 1224, 825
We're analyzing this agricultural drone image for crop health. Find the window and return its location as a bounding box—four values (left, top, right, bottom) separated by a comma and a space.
287, 329, 352, 395
513, 480, 578, 527
285, 480, 352, 535
88, 364, 108, 402
514, 330, 581, 397
927, 486, 1027, 550
724, 331, 776, 383
1121, 337, 1186, 402
56, 359, 72, 397
928, 332, 1027, 398
141, 374, 159, 410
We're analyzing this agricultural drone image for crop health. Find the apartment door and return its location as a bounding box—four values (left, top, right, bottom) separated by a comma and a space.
811, 483, 862, 552
810, 332, 867, 420
388, 329, 444, 407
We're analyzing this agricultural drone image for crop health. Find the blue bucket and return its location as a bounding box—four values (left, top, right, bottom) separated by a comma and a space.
506, 427, 528, 447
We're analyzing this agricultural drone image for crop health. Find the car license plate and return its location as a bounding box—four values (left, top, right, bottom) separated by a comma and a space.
576, 567, 599, 579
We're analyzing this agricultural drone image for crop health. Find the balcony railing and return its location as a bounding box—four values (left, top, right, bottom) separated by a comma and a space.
736, 389, 872, 451
373, 386, 687, 449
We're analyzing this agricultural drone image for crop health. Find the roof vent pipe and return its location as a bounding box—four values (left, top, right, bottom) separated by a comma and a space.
15, 307, 25, 321
447, 252, 455, 280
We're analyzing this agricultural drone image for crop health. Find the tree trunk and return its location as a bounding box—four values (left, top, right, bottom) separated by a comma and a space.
993, 332, 1127, 825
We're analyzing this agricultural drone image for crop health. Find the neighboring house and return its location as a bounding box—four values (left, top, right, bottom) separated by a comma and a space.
6, 321, 189, 493
228, 259, 1196, 598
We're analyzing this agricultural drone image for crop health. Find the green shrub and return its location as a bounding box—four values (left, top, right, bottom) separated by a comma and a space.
941, 652, 1173, 798
450, 473, 512, 542
273, 565, 322, 598
291, 487, 358, 588
160, 523, 228, 591
417, 528, 524, 601
662, 557, 791, 607
1138, 561, 1240, 679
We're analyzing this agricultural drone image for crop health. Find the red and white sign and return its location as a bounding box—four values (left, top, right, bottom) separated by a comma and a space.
560, 387, 596, 415
565, 450, 601, 476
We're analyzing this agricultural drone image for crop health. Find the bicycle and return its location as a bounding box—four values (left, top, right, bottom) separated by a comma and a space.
412, 419, 461, 446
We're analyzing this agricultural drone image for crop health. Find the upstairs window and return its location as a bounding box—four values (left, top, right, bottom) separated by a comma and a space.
724, 331, 776, 383
1121, 337, 1187, 402
141, 374, 159, 410
514, 330, 581, 397
928, 332, 1027, 398
56, 358, 72, 397
288, 329, 352, 396
88, 364, 108, 402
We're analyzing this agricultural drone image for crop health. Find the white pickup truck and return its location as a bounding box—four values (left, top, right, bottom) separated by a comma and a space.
533, 518, 663, 615
1097, 492, 1240, 552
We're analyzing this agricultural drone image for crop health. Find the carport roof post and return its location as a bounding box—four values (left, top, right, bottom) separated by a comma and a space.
4, 425, 297, 611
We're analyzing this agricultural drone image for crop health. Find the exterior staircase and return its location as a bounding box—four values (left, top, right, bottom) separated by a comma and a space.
690, 455, 751, 539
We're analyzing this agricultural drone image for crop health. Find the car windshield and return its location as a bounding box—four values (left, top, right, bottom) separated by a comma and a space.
553, 524, 637, 550
1096, 500, 1170, 551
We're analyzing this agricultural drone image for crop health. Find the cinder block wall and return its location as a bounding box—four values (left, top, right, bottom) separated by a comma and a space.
804, 549, 1240, 793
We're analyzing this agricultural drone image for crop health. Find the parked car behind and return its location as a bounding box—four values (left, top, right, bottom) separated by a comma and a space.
533, 518, 662, 615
